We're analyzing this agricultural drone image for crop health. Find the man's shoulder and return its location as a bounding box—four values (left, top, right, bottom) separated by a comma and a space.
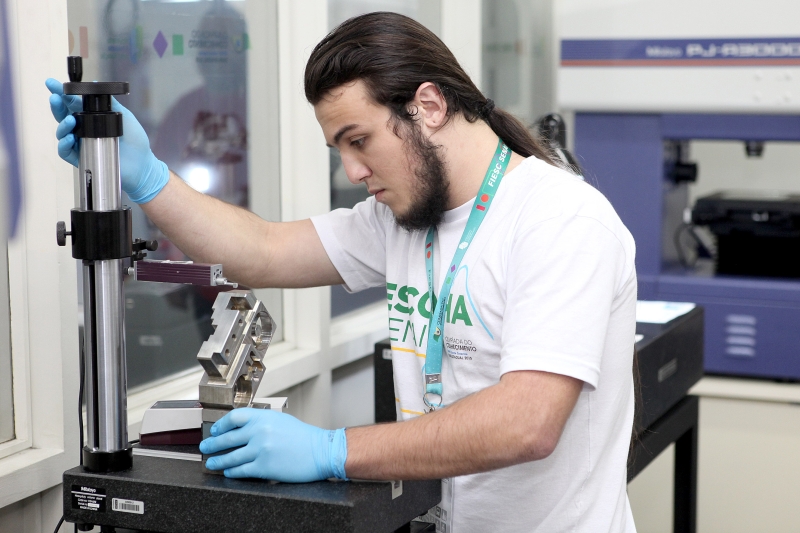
499, 157, 635, 251
502, 158, 609, 215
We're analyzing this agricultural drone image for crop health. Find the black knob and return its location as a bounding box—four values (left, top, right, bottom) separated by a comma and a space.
536, 113, 567, 149
745, 140, 764, 158
146, 240, 158, 252
67, 56, 83, 82
670, 162, 699, 184
56, 221, 71, 246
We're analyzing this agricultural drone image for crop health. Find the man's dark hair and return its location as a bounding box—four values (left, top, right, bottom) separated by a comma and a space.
304, 11, 559, 167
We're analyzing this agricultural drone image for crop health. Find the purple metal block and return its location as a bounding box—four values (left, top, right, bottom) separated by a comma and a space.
135, 260, 230, 286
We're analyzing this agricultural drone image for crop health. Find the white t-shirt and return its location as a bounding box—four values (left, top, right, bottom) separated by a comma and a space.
311, 156, 638, 533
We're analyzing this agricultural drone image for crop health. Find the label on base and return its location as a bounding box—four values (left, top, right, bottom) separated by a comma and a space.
112, 497, 145, 514
71, 485, 106, 512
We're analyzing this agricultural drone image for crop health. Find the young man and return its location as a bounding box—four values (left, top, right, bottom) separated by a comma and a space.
48, 12, 637, 533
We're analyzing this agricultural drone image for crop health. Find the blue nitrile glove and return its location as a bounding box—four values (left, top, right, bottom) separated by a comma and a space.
199, 407, 348, 483
45, 78, 169, 203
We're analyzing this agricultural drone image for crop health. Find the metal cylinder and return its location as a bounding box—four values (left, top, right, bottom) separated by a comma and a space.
79, 137, 129, 454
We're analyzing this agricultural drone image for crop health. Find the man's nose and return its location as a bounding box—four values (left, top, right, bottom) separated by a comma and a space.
341, 154, 371, 185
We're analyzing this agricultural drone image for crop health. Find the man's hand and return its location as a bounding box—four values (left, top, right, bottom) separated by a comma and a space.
46, 79, 82, 166
45, 78, 169, 203
199, 408, 348, 483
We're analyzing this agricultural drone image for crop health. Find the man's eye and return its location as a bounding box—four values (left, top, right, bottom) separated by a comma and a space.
351, 137, 366, 148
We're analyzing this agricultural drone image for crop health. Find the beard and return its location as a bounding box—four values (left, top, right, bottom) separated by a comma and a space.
393, 122, 450, 232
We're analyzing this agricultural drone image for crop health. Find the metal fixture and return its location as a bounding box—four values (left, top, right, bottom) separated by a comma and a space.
196, 290, 274, 471
55, 57, 243, 473
56, 56, 133, 472
197, 290, 274, 409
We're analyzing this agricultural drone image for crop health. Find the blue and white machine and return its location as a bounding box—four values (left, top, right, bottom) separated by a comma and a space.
557, 0, 800, 380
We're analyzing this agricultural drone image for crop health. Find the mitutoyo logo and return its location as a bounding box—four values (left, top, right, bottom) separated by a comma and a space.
81, 487, 96, 493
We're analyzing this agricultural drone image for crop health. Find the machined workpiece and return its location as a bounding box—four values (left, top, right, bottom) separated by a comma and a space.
197, 290, 274, 410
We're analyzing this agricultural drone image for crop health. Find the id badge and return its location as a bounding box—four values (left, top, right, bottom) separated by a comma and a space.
434, 477, 454, 533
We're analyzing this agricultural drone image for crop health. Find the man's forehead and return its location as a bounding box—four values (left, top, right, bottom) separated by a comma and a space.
315, 80, 387, 142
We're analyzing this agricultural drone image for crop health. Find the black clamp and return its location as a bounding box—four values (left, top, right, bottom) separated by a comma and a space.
131, 238, 159, 262
56, 211, 158, 263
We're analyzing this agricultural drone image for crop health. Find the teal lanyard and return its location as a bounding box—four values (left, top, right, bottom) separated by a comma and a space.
423, 139, 510, 410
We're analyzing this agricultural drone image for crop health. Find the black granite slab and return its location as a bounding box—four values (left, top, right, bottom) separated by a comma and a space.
64, 455, 440, 533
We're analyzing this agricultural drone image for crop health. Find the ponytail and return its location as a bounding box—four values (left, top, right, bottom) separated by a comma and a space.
481, 103, 557, 164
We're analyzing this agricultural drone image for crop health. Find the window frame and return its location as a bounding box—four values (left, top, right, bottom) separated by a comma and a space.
0, 235, 29, 462
0, 0, 484, 509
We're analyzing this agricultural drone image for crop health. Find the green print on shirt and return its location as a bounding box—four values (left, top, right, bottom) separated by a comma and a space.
386, 283, 473, 344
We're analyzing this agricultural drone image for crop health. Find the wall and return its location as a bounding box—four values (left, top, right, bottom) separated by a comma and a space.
0, 486, 62, 533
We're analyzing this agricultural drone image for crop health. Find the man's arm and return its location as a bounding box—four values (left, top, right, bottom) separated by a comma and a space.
142, 172, 344, 289
345, 370, 582, 480
46, 83, 341, 290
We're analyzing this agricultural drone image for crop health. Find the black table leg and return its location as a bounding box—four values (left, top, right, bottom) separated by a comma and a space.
673, 407, 698, 533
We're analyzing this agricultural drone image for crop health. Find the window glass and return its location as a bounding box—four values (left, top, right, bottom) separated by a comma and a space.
0, 238, 12, 445
327, 0, 441, 317
481, 0, 555, 127
0, 0, 16, 445
67, 0, 281, 389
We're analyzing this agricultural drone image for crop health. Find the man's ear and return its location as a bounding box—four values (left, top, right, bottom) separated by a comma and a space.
412, 82, 448, 131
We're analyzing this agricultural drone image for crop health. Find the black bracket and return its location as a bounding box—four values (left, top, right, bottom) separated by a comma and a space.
68, 208, 132, 260
57, 212, 158, 264
57, 208, 132, 261
131, 238, 158, 263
